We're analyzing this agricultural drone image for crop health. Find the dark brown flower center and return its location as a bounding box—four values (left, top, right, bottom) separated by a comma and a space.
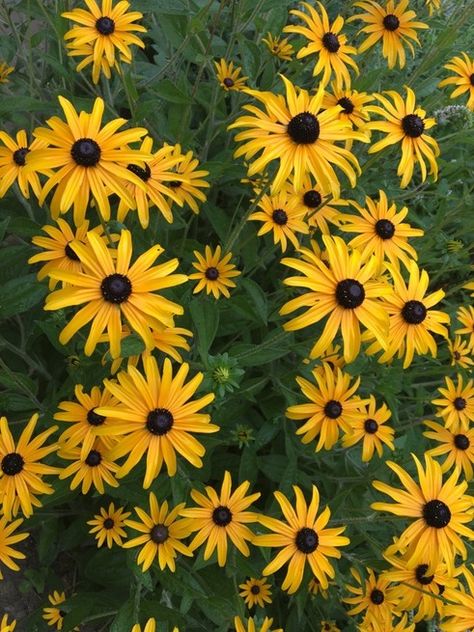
272, 208, 288, 225
65, 242, 80, 261
1, 452, 24, 475
335, 279, 365, 308
303, 190, 322, 208
250, 585, 260, 595
454, 433, 470, 450
100, 273, 132, 304
415, 564, 434, 585
168, 180, 182, 188
453, 397, 466, 411
295, 527, 319, 553
205, 267, 219, 280
423, 499, 451, 528
337, 97, 354, 114
322, 32, 340, 52
127, 163, 151, 182
287, 112, 320, 144
95, 16, 115, 35
103, 517, 114, 529
71, 138, 101, 167
87, 408, 106, 426
150, 524, 169, 543
375, 219, 395, 239
370, 589, 384, 604
85, 450, 102, 467
470, 74, 474, 87
212, 505, 232, 526
383, 14, 400, 30
146, 408, 174, 435
364, 418, 379, 434
223, 77, 234, 88
13, 147, 29, 166
324, 400, 342, 419
402, 114, 425, 138
401, 300, 426, 324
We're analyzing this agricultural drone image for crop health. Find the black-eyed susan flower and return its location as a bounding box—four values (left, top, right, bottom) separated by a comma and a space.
180, 471, 260, 567
443, 565, 474, 631
288, 176, 347, 235
0, 614, 15, 631
62, 0, 146, 84
371, 453, 474, 573
43, 591, 78, 631
54, 384, 118, 460
239, 577, 272, 608
425, 0, 441, 15
286, 363, 367, 452
284, 2, 358, 88
308, 577, 329, 598
99, 356, 217, 488
432, 374, 474, 432
342, 395, 394, 461
87, 502, 130, 548
340, 190, 423, 271
214, 59, 247, 92
116, 138, 186, 228
249, 188, 309, 252
375, 260, 449, 368
229, 76, 368, 197
165, 144, 210, 214
456, 305, 474, 350
189, 245, 241, 298
123, 492, 192, 572
0, 129, 48, 199
234, 617, 282, 632
44, 229, 187, 359
27, 96, 150, 225
367, 88, 439, 188
280, 235, 391, 362
344, 568, 399, 630
448, 336, 473, 368
322, 84, 373, 132
262, 33, 294, 61
0, 414, 58, 520
58, 438, 119, 494
439, 53, 474, 111
254, 485, 349, 594
0, 516, 28, 579
29, 220, 110, 290
350, 0, 428, 69
383, 555, 455, 622
0, 62, 13, 84
320, 622, 339, 632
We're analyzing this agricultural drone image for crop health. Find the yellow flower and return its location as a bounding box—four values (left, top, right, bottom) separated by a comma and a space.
287, 176, 348, 235
239, 577, 273, 608
439, 53, 474, 111
164, 143, 210, 214
233, 617, 282, 632
308, 576, 329, 598
214, 59, 248, 91
0, 62, 14, 84
229, 75, 368, 197
443, 565, 474, 632
425, 0, 441, 15
448, 336, 473, 369
342, 395, 395, 461
58, 438, 119, 494
350, 0, 428, 69
26, 96, 150, 225
431, 373, 474, 432
42, 591, 78, 631
320, 622, 339, 632
123, 492, 192, 572
343, 567, 400, 630
0, 414, 58, 520
0, 516, 28, 579
455, 305, 474, 350
189, 245, 241, 298
62, 0, 146, 84
367, 87, 439, 188
284, 2, 358, 88
44, 229, 187, 359
322, 83, 374, 131
87, 502, 130, 548
0, 129, 49, 199
262, 33, 293, 61
254, 485, 349, 594
98, 356, 217, 487
180, 470, 260, 567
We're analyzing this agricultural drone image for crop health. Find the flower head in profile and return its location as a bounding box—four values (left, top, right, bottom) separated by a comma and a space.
87, 502, 130, 548
456, 305, 474, 350
214, 59, 247, 91
165, 144, 210, 214
0, 129, 49, 199
343, 567, 400, 630
0, 516, 28, 579
189, 245, 240, 298
180, 471, 260, 567
0, 414, 58, 520
43, 591, 78, 631
367, 87, 439, 188
99, 356, 217, 487
27, 96, 150, 225
229, 76, 368, 197
58, 438, 119, 494
439, 53, 474, 111
44, 229, 187, 359
123, 492, 192, 572
371, 453, 474, 573
262, 33, 294, 61
254, 485, 349, 594
234, 617, 282, 632
284, 2, 358, 88
342, 395, 394, 461
62, 0, 146, 84
350, 0, 428, 69
239, 577, 272, 608
431, 373, 474, 432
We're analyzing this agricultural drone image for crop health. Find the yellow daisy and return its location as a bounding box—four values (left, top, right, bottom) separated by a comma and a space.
284, 2, 358, 88
165, 144, 210, 214
180, 470, 260, 567
431, 373, 474, 432
254, 485, 349, 594
448, 335, 473, 369
87, 502, 130, 548
286, 363, 367, 452
44, 229, 187, 359
234, 617, 282, 632
229, 75, 368, 197
0, 516, 28, 579
367, 87, 439, 188
262, 33, 294, 61
342, 395, 395, 461
287, 176, 347, 235
425, 420, 474, 481
26, 96, 150, 225
455, 305, 474, 350
42, 591, 78, 631
58, 438, 119, 494
0, 614, 16, 632
280, 235, 391, 362
320, 622, 339, 632
189, 245, 241, 298
0, 62, 14, 84
439, 53, 474, 111
239, 577, 273, 608
371, 453, 474, 573
322, 83, 373, 131
123, 492, 192, 572
0, 414, 58, 520
0, 129, 48, 199
443, 565, 474, 632
62, 0, 146, 84
214, 59, 248, 91
98, 356, 217, 487
350, 0, 428, 69
343, 567, 400, 630
308, 576, 329, 598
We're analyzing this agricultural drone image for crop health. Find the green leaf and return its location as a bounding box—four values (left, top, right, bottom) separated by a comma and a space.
0, 274, 47, 320
189, 298, 220, 361
110, 601, 135, 632
119, 334, 146, 358
154, 79, 190, 104
0, 245, 31, 284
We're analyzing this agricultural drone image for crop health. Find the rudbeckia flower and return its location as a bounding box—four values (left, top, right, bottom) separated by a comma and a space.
287, 176, 347, 235
439, 53, 474, 111
0, 614, 16, 632
322, 84, 373, 132
42, 591, 78, 631
234, 617, 282, 632
164, 144, 210, 214
431, 373, 474, 431
447, 336, 473, 369
189, 245, 241, 298
0, 129, 49, 199
0, 62, 13, 84
58, 438, 119, 494
262, 33, 294, 61
0, 516, 28, 579
343, 567, 400, 630
425, 420, 474, 480
342, 395, 395, 461
443, 565, 474, 632
456, 305, 474, 350
87, 502, 130, 548
214, 59, 247, 91
239, 577, 273, 608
